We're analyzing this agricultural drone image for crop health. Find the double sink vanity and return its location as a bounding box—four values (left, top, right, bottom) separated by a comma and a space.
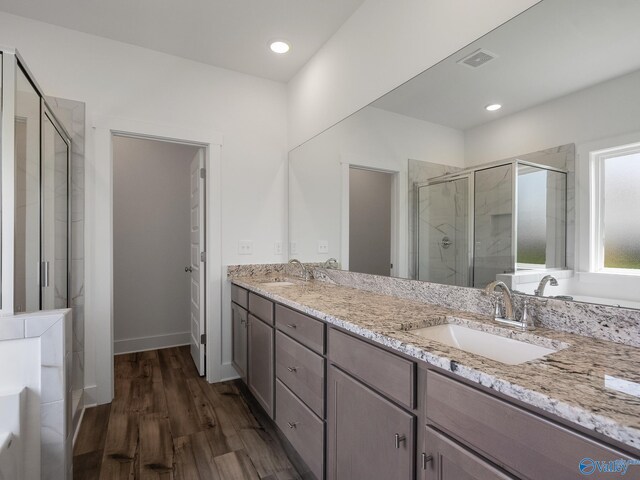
229, 267, 640, 480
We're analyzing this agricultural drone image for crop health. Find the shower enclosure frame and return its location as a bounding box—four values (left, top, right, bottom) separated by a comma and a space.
0, 46, 72, 314
415, 158, 568, 287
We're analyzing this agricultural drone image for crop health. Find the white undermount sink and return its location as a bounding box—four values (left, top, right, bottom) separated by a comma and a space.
411, 324, 557, 365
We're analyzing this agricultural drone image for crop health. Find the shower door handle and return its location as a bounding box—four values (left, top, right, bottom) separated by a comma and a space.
42, 261, 50, 287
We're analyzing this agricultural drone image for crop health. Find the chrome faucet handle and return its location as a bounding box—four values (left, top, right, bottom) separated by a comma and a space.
520, 298, 535, 330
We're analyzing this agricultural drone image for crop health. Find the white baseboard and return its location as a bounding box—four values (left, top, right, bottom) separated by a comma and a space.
114, 332, 190, 355
216, 362, 240, 383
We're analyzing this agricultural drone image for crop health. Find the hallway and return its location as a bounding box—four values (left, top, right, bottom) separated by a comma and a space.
73, 347, 301, 479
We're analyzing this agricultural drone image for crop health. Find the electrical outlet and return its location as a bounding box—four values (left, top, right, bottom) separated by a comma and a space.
238, 240, 253, 255
318, 240, 329, 254
290, 241, 298, 255
274, 241, 283, 255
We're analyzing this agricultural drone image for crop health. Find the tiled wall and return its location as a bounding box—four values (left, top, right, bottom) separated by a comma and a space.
0, 309, 73, 480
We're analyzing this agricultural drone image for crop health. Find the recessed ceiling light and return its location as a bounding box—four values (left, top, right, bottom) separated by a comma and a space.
269, 40, 290, 54
485, 103, 502, 112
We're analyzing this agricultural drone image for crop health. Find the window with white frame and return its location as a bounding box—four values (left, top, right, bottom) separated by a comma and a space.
591, 142, 640, 272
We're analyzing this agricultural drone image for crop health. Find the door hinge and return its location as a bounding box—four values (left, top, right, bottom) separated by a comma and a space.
200, 167, 206, 179
200, 251, 206, 262
200, 333, 206, 345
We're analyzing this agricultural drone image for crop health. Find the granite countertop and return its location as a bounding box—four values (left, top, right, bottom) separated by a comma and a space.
230, 275, 640, 453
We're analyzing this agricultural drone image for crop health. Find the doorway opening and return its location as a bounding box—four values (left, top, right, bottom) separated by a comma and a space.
112, 135, 208, 375
348, 166, 395, 276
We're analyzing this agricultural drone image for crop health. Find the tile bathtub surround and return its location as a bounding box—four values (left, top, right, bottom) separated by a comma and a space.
228, 276, 640, 453
312, 268, 640, 348
0, 309, 73, 480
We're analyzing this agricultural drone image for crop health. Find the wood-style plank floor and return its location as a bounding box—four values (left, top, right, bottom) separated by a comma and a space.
73, 346, 302, 479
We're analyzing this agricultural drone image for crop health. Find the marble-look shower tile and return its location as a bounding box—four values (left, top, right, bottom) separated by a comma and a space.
0, 318, 24, 341
40, 320, 64, 404
41, 399, 66, 480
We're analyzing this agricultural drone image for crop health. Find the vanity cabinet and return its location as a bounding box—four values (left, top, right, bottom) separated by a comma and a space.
423, 371, 636, 479
327, 328, 416, 480
248, 313, 274, 417
246, 292, 275, 418
327, 365, 415, 480
231, 302, 248, 382
422, 428, 513, 480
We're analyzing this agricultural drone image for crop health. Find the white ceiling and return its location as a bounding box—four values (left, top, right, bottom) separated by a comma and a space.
372, 0, 640, 131
0, 0, 365, 82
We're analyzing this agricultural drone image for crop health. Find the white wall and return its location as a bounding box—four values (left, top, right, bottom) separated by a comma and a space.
464, 69, 640, 166
287, 0, 540, 148
113, 137, 199, 354
0, 12, 288, 403
289, 106, 464, 276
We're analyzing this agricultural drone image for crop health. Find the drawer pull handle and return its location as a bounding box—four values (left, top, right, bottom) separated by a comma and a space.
422, 453, 433, 469
394, 433, 406, 449
287, 366, 298, 373
286, 323, 297, 329
287, 422, 298, 429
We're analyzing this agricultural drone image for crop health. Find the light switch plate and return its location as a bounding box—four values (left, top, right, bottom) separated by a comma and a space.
238, 240, 253, 255
318, 240, 329, 254
274, 241, 282, 255
290, 241, 298, 255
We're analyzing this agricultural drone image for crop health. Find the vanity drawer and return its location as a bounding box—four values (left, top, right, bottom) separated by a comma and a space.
276, 331, 325, 417
249, 292, 273, 324
275, 304, 325, 353
425, 371, 636, 479
231, 284, 248, 309
276, 379, 324, 480
328, 328, 415, 410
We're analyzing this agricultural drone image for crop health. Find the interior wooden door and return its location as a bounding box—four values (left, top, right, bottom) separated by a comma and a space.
189, 150, 206, 375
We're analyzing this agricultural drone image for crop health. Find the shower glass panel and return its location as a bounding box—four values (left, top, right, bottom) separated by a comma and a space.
517, 165, 566, 269
14, 65, 41, 313
417, 177, 470, 286
42, 112, 69, 309
473, 165, 514, 288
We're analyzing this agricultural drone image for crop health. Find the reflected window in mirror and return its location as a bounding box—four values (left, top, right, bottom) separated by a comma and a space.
592, 143, 640, 273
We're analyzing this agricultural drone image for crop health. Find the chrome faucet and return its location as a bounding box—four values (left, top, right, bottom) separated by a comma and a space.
535, 275, 558, 297
323, 258, 339, 269
484, 281, 534, 330
485, 281, 514, 320
288, 259, 310, 281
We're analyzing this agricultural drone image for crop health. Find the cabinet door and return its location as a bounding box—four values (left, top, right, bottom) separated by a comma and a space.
422, 428, 513, 480
327, 365, 415, 480
231, 303, 248, 383
248, 314, 274, 418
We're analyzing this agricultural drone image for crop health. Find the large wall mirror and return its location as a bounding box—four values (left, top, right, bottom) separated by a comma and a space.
289, 0, 640, 310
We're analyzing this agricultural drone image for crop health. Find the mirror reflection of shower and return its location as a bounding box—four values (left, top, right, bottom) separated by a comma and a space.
416, 160, 567, 288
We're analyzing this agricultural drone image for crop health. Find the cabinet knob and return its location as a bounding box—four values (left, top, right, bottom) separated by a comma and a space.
287, 366, 297, 373
286, 323, 297, 329
422, 453, 433, 469
287, 422, 298, 429
394, 433, 406, 449
185, 266, 193, 273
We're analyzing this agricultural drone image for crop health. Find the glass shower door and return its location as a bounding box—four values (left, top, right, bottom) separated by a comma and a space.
473, 164, 514, 288
41, 110, 70, 309
417, 177, 470, 287
14, 65, 41, 313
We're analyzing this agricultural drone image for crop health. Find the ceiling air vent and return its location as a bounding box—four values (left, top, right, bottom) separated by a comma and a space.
457, 48, 498, 69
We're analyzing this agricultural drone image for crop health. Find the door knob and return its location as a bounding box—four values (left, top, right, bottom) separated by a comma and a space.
185, 266, 193, 272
